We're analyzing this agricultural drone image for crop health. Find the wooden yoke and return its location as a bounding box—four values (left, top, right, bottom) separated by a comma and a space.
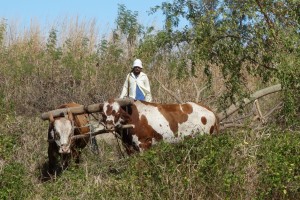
114, 97, 135, 107
40, 103, 103, 120
40, 98, 134, 121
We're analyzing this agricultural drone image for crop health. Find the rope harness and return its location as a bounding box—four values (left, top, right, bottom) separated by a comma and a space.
111, 131, 126, 158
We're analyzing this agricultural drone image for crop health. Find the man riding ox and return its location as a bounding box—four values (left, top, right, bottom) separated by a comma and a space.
47, 102, 90, 173
102, 98, 219, 154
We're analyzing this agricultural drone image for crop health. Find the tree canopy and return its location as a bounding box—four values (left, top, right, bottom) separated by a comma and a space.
147, 0, 299, 124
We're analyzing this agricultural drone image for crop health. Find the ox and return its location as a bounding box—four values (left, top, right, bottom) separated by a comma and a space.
47, 102, 90, 173
102, 99, 219, 154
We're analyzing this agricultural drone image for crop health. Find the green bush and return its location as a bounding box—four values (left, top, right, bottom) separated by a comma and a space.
93, 134, 248, 199
257, 131, 300, 199
0, 117, 299, 200
84, 129, 300, 200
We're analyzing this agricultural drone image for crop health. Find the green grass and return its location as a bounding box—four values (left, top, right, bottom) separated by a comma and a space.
0, 162, 33, 200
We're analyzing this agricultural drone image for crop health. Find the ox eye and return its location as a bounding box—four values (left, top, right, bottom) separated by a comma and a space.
54, 132, 60, 140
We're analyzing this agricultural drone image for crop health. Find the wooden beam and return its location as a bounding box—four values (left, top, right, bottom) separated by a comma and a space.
217, 84, 282, 121
40, 98, 135, 121
41, 103, 103, 120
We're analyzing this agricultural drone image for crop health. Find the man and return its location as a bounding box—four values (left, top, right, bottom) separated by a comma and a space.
120, 59, 152, 102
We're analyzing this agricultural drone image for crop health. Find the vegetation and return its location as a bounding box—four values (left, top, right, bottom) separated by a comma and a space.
0, 0, 299, 199
149, 0, 300, 124
0, 116, 299, 199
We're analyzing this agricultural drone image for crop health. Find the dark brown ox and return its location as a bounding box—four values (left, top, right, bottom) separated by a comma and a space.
102, 99, 219, 154
48, 102, 90, 173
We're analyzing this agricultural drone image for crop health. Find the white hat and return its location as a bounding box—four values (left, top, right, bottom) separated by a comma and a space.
132, 59, 143, 68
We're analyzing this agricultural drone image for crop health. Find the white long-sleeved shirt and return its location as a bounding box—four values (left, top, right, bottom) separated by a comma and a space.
120, 72, 152, 102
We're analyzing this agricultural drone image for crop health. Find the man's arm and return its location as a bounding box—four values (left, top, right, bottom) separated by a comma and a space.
143, 75, 152, 102
120, 74, 130, 98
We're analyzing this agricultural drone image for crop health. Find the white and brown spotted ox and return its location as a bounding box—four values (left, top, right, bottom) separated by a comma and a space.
102, 99, 219, 154
48, 102, 90, 173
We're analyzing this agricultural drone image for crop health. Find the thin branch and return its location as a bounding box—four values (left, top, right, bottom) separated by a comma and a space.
264, 101, 283, 119
253, 99, 265, 123
154, 76, 183, 103
255, 0, 274, 30
221, 113, 253, 124
220, 123, 249, 130
191, 76, 208, 102
247, 56, 278, 71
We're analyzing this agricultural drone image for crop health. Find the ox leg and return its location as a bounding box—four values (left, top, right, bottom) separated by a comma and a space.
71, 148, 81, 164
74, 152, 81, 164
90, 136, 99, 155
48, 143, 59, 174
61, 154, 71, 170
120, 129, 139, 155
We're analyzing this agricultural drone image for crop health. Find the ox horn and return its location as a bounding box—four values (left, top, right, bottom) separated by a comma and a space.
49, 112, 55, 122
67, 109, 73, 121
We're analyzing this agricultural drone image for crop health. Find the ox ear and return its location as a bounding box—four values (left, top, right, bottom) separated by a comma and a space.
49, 112, 55, 123
120, 109, 130, 124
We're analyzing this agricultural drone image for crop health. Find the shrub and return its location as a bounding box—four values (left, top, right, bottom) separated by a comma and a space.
257, 130, 300, 199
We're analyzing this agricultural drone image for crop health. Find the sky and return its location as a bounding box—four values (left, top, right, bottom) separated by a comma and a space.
0, 0, 169, 36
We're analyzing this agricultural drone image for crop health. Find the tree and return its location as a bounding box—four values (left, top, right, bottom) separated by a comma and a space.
115, 4, 143, 58
151, 0, 300, 124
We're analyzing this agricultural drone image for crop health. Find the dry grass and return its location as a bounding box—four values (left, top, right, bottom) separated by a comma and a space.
0, 17, 279, 118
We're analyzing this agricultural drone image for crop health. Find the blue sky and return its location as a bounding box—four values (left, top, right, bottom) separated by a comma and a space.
0, 0, 169, 35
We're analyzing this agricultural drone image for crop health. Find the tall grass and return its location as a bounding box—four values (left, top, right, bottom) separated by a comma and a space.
0, 17, 270, 116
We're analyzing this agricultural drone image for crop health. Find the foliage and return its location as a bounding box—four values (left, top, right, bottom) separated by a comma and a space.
0, 19, 6, 47
0, 116, 33, 200
115, 4, 144, 58
0, 112, 299, 199
110, 134, 245, 199
151, 0, 300, 124
91, 129, 300, 200
46, 28, 62, 61
257, 131, 300, 199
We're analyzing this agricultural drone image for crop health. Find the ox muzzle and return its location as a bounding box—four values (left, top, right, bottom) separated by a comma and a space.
105, 120, 124, 131
105, 120, 115, 130
59, 144, 71, 154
